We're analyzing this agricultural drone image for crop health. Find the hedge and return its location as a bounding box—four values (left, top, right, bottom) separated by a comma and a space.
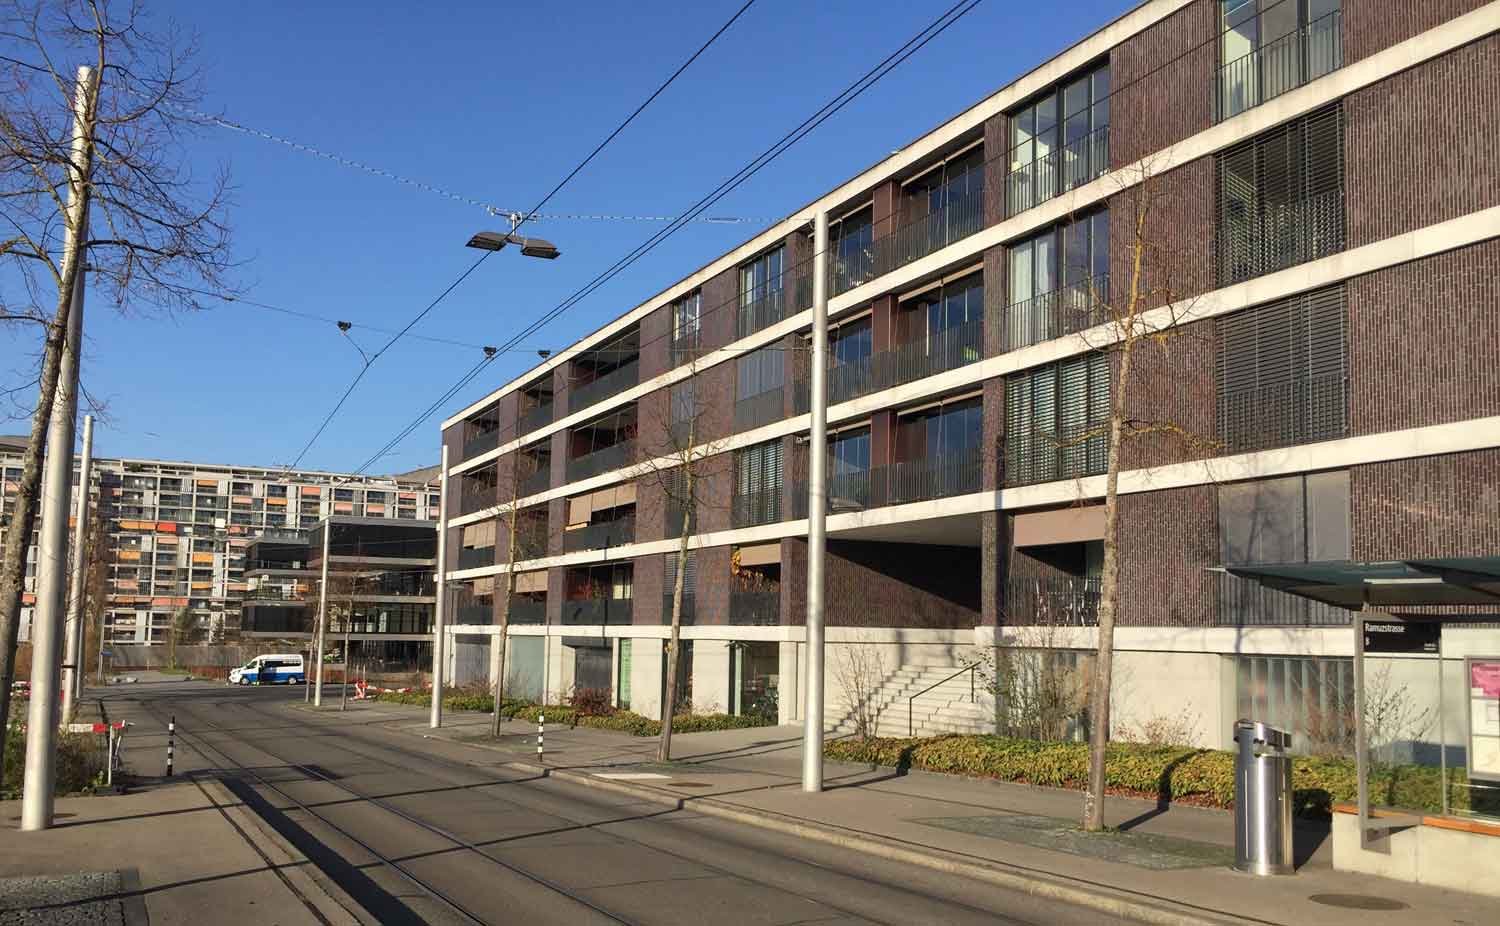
824, 735, 1469, 816
371, 691, 772, 737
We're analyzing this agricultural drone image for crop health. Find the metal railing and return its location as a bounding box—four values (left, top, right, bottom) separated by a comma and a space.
887, 448, 984, 505
1006, 123, 1109, 218
1002, 274, 1111, 352
508, 598, 548, 625
1217, 189, 1345, 287
1216, 373, 1348, 455
1217, 10, 1342, 121
459, 481, 497, 515
566, 439, 636, 482
668, 332, 702, 367
1004, 575, 1101, 626
1215, 572, 1348, 626
909, 663, 977, 736
861, 171, 985, 287
457, 546, 494, 570
244, 586, 304, 602
561, 597, 633, 626
733, 387, 785, 433
1003, 424, 1108, 488
456, 602, 492, 624
794, 320, 985, 414
519, 464, 551, 497
563, 516, 636, 553
462, 429, 500, 461
732, 486, 783, 528
730, 589, 780, 626
569, 359, 639, 413
661, 593, 695, 625
736, 287, 786, 339
518, 401, 552, 436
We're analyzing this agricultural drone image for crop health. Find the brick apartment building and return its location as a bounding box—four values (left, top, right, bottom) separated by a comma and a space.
0, 436, 440, 645
437, 0, 1500, 748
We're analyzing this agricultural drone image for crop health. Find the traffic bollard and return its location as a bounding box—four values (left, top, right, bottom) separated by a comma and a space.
166, 715, 175, 777
537, 712, 544, 762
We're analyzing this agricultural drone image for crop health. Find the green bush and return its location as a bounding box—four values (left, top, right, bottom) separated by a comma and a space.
370, 691, 774, 738
2, 720, 108, 800
824, 735, 1468, 816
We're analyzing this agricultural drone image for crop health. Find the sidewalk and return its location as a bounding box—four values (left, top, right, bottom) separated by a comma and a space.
0, 691, 362, 926
324, 700, 1489, 926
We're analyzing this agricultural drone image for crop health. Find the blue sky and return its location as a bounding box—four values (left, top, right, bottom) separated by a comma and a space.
10, 0, 1132, 474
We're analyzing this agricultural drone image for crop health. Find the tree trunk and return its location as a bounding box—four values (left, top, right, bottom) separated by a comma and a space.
657, 421, 697, 763
491, 489, 520, 737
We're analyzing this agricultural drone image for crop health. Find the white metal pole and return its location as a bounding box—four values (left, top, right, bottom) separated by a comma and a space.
313, 518, 331, 706
803, 211, 829, 794
22, 65, 94, 832
430, 445, 449, 728
61, 414, 94, 717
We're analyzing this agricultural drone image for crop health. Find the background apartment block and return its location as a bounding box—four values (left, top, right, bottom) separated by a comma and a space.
0, 435, 440, 645
438, 0, 1500, 750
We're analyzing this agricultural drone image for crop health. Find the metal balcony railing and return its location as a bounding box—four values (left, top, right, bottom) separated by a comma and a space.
854, 171, 984, 291
244, 586, 304, 602
1003, 424, 1109, 488
661, 593, 696, 625
1002, 274, 1111, 352
569, 360, 640, 413
887, 448, 984, 505
730, 589, 780, 626
459, 481, 497, 515
462, 429, 500, 461
1217, 189, 1345, 287
732, 486, 783, 528
457, 546, 495, 570
1216, 373, 1348, 455
519, 464, 551, 497
1217, 10, 1342, 122
1004, 575, 1101, 626
518, 401, 552, 436
456, 602, 492, 624
566, 439, 636, 483
1215, 571, 1348, 626
668, 332, 702, 368
736, 287, 786, 340
508, 598, 547, 625
733, 388, 785, 434
561, 597, 633, 626
563, 516, 636, 553
794, 320, 985, 414
1006, 123, 1110, 218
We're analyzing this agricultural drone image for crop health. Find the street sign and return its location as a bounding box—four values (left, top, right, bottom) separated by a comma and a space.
1362, 620, 1440, 654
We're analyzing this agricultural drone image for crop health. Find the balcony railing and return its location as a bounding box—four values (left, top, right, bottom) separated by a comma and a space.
563, 516, 636, 553
730, 589, 780, 625
1002, 274, 1111, 352
1216, 373, 1348, 456
508, 598, 547, 625
456, 602, 492, 624
663, 502, 696, 540
519, 464, 551, 497
462, 428, 500, 461
794, 320, 985, 414
1003, 424, 1108, 488
1004, 575, 1101, 626
733, 388, 785, 434
733, 486, 783, 528
245, 586, 304, 602
457, 546, 495, 570
736, 287, 786, 340
661, 593, 696, 625
854, 170, 985, 292
518, 401, 552, 436
569, 360, 640, 413
668, 332, 702, 368
888, 448, 984, 505
561, 597, 633, 626
1217, 189, 1345, 287
566, 439, 636, 483
1217, 10, 1342, 122
1006, 123, 1110, 218
459, 481, 497, 515
1215, 572, 1348, 626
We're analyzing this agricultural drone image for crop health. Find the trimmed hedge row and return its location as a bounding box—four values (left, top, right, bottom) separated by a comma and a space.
371, 691, 771, 737
824, 735, 1469, 816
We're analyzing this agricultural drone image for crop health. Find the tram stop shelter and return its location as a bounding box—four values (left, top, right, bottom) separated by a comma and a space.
1223, 557, 1500, 896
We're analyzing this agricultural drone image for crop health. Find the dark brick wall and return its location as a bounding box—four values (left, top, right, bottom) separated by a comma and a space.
983, 113, 1007, 228
1345, 34, 1500, 249
1115, 484, 1219, 627
694, 545, 731, 626
1352, 449, 1500, 559
703, 264, 739, 348
545, 566, 565, 626
1343, 0, 1491, 65
982, 379, 1005, 491
551, 364, 570, 419
546, 497, 566, 556
636, 387, 671, 461
782, 538, 982, 629
640, 302, 671, 382
1116, 317, 1217, 470
1106, 156, 1215, 318
1110, 0, 1215, 169
982, 244, 1007, 360
1349, 240, 1500, 436
633, 553, 664, 625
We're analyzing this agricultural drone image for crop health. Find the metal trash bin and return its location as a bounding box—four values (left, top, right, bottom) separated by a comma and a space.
1233, 719, 1294, 875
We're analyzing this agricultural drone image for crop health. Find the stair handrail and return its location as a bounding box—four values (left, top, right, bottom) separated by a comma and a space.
908, 663, 978, 737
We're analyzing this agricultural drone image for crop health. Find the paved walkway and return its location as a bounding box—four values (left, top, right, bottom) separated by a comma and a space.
320, 699, 1490, 926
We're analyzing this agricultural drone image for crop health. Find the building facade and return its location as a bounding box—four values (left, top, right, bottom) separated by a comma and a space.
438, 0, 1500, 748
0, 445, 440, 645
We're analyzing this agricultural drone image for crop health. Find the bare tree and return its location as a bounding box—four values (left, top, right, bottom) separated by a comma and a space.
637, 351, 729, 761
491, 448, 545, 737
832, 632, 888, 740
0, 0, 233, 771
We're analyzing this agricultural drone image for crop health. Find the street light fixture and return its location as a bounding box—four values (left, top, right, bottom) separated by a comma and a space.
465, 230, 561, 260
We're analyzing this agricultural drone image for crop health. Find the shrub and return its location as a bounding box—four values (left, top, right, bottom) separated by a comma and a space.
824, 734, 1468, 816
568, 687, 613, 717
2, 720, 108, 800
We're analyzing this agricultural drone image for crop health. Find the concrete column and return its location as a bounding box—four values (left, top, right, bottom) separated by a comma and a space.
631, 638, 663, 720
692, 639, 731, 714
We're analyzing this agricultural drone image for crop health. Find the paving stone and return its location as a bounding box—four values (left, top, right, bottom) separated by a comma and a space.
0, 871, 128, 926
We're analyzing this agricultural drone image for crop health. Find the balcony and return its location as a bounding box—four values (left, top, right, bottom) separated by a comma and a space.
457, 546, 495, 570
459, 481, 496, 515
1215, 571, 1347, 627
456, 602, 492, 624
790, 451, 982, 517
856, 169, 985, 291
1217, 373, 1348, 455
1003, 424, 1108, 488
1005, 124, 1109, 218
730, 589, 780, 625
245, 585, 305, 602
508, 598, 547, 625
520, 465, 551, 497
570, 360, 639, 414
732, 486, 782, 528
563, 516, 636, 553
462, 428, 500, 461
1217, 188, 1345, 287
733, 388, 784, 434
1002, 274, 1110, 352
518, 401, 553, 436
668, 332, 702, 368
659, 592, 697, 625
560, 597, 632, 626
1217, 9, 1342, 122
566, 439, 636, 483
1004, 575, 1101, 626
736, 287, 786, 340
794, 320, 985, 414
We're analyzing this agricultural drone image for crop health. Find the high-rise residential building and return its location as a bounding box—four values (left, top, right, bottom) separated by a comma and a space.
0, 439, 440, 645
428, 0, 1496, 746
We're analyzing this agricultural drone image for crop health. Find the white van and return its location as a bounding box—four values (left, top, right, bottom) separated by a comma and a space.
229, 653, 306, 686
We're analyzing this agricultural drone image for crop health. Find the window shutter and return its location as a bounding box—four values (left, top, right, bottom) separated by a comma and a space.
664, 552, 697, 597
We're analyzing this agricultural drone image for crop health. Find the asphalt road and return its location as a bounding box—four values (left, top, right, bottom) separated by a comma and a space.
104, 684, 1122, 926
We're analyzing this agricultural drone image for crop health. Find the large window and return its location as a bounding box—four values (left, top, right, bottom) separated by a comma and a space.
1217, 105, 1344, 286
670, 290, 702, 361
892, 272, 984, 381
734, 440, 783, 526
1006, 212, 1109, 351
893, 397, 983, 501
735, 345, 786, 432
1235, 655, 1354, 754
1219, 0, 1342, 121
1004, 354, 1109, 487
738, 246, 785, 337
1007, 62, 1110, 217
1215, 284, 1347, 453
1217, 471, 1350, 626
830, 207, 874, 294
892, 146, 985, 267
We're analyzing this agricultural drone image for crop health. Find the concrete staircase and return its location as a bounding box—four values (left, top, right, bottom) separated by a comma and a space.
826, 663, 993, 738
